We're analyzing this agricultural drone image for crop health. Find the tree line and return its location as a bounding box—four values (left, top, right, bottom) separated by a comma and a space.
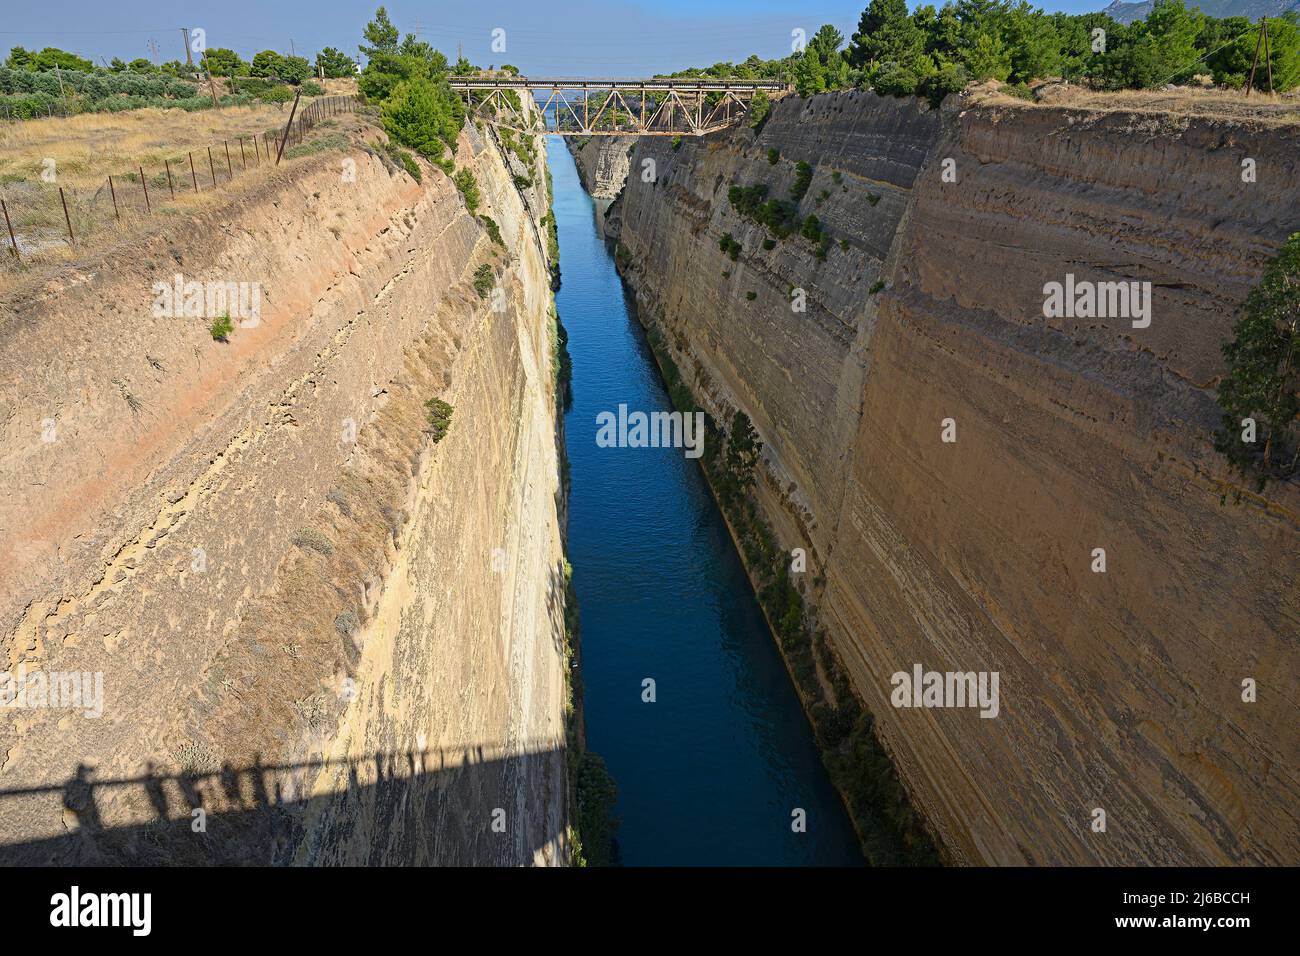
4, 44, 357, 86
667, 1, 1298, 103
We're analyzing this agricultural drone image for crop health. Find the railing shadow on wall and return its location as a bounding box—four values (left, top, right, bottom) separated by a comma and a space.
0, 742, 565, 866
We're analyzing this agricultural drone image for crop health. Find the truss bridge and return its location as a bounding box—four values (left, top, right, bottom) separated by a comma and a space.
448, 76, 786, 137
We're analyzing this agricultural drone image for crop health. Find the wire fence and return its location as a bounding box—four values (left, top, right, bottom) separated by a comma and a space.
1, 94, 358, 263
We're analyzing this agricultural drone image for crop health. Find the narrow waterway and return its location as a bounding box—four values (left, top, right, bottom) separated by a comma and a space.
550, 138, 863, 866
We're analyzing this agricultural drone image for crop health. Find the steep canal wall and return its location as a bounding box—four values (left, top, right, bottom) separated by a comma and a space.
602, 89, 1300, 865
0, 117, 570, 864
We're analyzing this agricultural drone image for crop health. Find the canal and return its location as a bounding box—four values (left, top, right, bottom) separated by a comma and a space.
550, 137, 863, 866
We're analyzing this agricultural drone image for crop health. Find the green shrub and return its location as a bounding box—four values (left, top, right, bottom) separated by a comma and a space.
746, 290, 757, 301
473, 263, 495, 298
385, 141, 422, 181
869, 279, 885, 294
767, 147, 780, 165
791, 161, 813, 201
380, 77, 462, 162
209, 313, 234, 341
425, 398, 454, 443
453, 167, 481, 212
1213, 232, 1300, 493
479, 215, 504, 246
718, 232, 742, 261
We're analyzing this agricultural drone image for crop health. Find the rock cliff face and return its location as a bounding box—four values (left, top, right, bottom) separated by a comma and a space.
568, 136, 636, 199
0, 120, 570, 864
606, 90, 1300, 865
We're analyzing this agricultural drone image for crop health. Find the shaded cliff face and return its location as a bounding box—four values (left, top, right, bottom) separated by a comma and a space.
608, 90, 1300, 865
568, 136, 636, 200
0, 121, 569, 865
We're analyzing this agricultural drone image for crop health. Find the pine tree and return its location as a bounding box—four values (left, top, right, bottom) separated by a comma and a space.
1214, 234, 1300, 492
359, 6, 400, 61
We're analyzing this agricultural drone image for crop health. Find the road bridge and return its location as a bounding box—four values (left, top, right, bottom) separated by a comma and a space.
448, 76, 786, 137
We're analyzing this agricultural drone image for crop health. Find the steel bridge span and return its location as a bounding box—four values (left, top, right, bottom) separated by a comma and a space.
448, 76, 786, 137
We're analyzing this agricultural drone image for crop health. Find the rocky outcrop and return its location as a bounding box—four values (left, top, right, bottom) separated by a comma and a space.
0, 120, 569, 864
567, 136, 636, 200
607, 89, 1300, 865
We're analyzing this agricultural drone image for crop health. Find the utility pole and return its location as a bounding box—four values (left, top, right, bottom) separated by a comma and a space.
181, 27, 194, 71
148, 37, 160, 64
289, 38, 296, 57
1246, 18, 1274, 97
206, 65, 220, 108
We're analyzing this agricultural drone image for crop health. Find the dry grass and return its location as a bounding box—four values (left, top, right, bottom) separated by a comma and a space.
0, 107, 371, 296
972, 80, 1300, 127
0, 103, 303, 188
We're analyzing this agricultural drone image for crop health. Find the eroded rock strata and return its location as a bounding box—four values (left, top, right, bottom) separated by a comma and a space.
606, 90, 1300, 865
568, 136, 636, 200
0, 121, 569, 864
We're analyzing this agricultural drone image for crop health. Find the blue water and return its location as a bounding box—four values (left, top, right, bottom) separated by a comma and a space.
551, 138, 863, 866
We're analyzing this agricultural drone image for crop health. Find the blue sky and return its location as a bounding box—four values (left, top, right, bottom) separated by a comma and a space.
4, 0, 1113, 76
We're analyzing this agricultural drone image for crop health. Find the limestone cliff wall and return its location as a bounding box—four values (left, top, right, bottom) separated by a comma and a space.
0, 119, 569, 864
568, 136, 636, 200
607, 90, 1300, 865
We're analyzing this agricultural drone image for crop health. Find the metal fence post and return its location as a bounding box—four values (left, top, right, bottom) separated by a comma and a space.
59, 187, 74, 244
224, 140, 233, 180
276, 90, 302, 165
207, 146, 217, 187
190, 151, 199, 192
139, 166, 150, 213
165, 159, 175, 198
1, 198, 20, 261
108, 175, 120, 220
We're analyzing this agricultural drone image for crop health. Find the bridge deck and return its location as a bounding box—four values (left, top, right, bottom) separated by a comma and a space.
448, 77, 785, 92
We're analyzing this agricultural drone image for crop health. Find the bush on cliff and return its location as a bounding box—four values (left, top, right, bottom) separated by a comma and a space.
381, 77, 463, 162
1213, 233, 1300, 494
453, 167, 481, 213
425, 398, 454, 443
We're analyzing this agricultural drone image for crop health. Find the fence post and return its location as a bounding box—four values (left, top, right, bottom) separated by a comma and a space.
189, 151, 199, 192
59, 187, 74, 244
108, 175, 120, 221
139, 166, 150, 213
239, 137, 246, 170
207, 146, 217, 187
1, 198, 19, 262
224, 140, 233, 180
165, 159, 175, 199
276, 90, 302, 165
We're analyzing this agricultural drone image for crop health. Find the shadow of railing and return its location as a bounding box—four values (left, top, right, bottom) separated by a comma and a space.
0, 744, 566, 866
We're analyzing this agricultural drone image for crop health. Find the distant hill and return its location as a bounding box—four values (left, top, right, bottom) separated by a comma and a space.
1100, 0, 1300, 22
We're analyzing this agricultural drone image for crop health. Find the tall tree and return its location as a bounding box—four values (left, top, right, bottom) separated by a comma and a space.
359, 6, 400, 61
1214, 234, 1300, 491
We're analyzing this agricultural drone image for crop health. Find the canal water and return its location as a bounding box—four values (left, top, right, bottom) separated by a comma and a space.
550, 137, 863, 866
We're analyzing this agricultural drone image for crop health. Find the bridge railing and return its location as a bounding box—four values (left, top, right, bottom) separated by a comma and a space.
448, 76, 786, 91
